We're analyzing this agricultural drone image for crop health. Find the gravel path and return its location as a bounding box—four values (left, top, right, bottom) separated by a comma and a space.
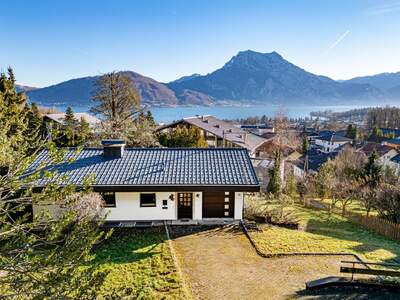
170, 225, 356, 300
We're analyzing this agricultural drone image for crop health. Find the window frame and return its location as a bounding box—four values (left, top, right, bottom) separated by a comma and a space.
140, 193, 157, 207
101, 192, 116, 208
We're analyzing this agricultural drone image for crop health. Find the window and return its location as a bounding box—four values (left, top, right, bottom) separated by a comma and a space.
101, 192, 116, 207
140, 193, 156, 207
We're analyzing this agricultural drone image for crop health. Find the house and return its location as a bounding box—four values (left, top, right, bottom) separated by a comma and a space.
357, 143, 399, 168
156, 115, 273, 158
239, 124, 275, 136
44, 113, 101, 128
383, 138, 400, 149
293, 149, 339, 178
389, 154, 400, 174
29, 140, 260, 224
314, 133, 352, 153
380, 128, 400, 139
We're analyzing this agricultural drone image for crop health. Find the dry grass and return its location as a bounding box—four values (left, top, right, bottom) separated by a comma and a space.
249, 205, 400, 262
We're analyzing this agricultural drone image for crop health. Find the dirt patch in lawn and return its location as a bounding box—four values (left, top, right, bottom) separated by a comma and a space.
170, 225, 373, 300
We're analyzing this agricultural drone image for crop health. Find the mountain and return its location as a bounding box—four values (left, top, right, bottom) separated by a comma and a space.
169, 73, 201, 84
167, 50, 383, 104
16, 84, 38, 92
24, 50, 397, 108
26, 71, 180, 108
345, 72, 400, 91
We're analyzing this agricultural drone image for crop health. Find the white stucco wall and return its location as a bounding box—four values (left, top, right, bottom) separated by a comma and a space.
315, 139, 349, 153
193, 192, 203, 220
105, 192, 177, 221
33, 190, 246, 221
234, 192, 244, 220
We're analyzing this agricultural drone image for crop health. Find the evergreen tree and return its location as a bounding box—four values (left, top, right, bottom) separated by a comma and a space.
0, 69, 108, 298
346, 124, 357, 139
62, 106, 78, 146
145, 110, 156, 126
362, 150, 382, 188
158, 125, 208, 148
301, 136, 309, 154
284, 173, 298, 198
26, 102, 45, 152
267, 150, 282, 194
0, 68, 30, 170
76, 116, 92, 146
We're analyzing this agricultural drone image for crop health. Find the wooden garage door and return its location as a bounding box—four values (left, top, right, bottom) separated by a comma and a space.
202, 192, 234, 218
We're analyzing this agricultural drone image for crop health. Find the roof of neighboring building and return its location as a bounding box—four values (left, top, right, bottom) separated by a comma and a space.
316, 133, 352, 143
157, 115, 271, 152
295, 149, 339, 172
385, 138, 400, 145
44, 113, 101, 127
380, 128, 400, 137
28, 148, 260, 191
240, 124, 273, 130
357, 143, 394, 157
391, 154, 400, 164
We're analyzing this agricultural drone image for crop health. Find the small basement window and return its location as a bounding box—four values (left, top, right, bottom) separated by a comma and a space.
101, 192, 116, 207
140, 193, 156, 207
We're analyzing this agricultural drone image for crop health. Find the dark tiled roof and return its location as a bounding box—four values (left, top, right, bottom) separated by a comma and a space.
158, 115, 271, 152
295, 149, 339, 172
358, 143, 393, 157
380, 128, 400, 137
391, 154, 400, 164
386, 138, 400, 145
316, 133, 352, 142
29, 148, 259, 189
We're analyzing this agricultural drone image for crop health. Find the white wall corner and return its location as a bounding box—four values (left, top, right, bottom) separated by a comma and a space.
234, 192, 244, 220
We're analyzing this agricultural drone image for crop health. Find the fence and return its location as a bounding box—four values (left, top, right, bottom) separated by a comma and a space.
346, 212, 400, 242
310, 200, 400, 243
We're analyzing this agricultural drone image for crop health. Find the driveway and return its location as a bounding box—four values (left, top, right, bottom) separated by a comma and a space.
170, 225, 353, 300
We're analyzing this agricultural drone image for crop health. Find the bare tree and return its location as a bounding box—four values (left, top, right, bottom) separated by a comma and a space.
91, 71, 141, 135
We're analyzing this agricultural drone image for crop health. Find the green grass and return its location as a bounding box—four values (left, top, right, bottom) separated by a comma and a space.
317, 198, 378, 216
249, 205, 400, 263
90, 228, 187, 299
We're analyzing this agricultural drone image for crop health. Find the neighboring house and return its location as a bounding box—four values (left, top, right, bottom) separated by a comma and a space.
29, 140, 259, 224
357, 143, 399, 167
389, 154, 400, 174
380, 128, 400, 139
293, 149, 339, 178
156, 115, 273, 158
383, 138, 400, 149
314, 133, 352, 153
239, 124, 275, 136
44, 113, 101, 129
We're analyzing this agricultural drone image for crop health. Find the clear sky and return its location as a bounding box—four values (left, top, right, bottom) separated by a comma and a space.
2, 0, 400, 87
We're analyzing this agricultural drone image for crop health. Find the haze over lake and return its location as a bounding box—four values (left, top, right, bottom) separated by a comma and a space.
53, 104, 395, 123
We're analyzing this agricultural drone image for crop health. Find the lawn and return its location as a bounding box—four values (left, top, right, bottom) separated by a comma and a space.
89, 228, 187, 299
249, 205, 400, 263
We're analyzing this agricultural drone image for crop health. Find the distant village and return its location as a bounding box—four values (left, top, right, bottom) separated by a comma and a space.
41, 105, 400, 191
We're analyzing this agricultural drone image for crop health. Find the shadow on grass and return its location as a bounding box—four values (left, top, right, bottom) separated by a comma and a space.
294, 286, 400, 300
302, 208, 400, 263
169, 224, 243, 239
93, 227, 166, 265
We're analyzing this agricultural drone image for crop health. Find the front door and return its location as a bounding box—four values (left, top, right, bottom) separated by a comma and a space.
177, 193, 193, 219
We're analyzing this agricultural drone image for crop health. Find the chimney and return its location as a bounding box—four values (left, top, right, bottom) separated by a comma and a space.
101, 140, 126, 158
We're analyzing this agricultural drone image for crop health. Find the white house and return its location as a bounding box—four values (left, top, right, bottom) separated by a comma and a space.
29, 141, 259, 225
156, 115, 273, 158
314, 133, 352, 153
357, 143, 399, 168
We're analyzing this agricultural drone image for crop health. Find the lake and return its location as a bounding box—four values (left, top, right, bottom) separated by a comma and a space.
61, 104, 375, 123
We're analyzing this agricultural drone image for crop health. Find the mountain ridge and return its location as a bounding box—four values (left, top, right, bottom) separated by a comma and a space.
23, 50, 400, 108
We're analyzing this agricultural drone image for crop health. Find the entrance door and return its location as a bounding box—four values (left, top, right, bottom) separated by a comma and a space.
177, 193, 193, 219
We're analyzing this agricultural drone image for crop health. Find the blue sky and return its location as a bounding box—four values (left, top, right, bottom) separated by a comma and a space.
2, 0, 400, 87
